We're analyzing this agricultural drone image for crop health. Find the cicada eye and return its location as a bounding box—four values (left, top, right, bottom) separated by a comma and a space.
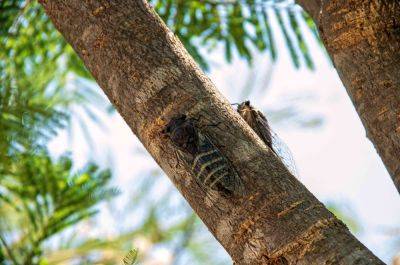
244, 100, 250, 106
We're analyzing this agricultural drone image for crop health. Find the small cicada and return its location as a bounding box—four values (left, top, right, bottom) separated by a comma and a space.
163, 114, 244, 196
237, 101, 298, 176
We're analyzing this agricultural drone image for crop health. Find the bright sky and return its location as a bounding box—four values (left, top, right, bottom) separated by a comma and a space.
49, 15, 400, 264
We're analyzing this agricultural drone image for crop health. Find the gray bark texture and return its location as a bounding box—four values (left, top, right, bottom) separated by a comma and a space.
297, 0, 400, 194
39, 0, 383, 264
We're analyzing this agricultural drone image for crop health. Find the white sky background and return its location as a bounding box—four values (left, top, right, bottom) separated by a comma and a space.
49, 12, 400, 264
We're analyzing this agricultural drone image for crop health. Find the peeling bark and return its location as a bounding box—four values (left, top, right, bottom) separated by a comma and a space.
296, 0, 400, 194
39, 0, 383, 263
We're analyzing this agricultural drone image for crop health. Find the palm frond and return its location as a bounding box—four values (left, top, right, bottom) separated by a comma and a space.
150, 0, 321, 69
0, 152, 117, 264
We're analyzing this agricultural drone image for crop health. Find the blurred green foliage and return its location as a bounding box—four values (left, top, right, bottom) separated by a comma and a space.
150, 0, 320, 70
0, 153, 118, 264
0, 1, 118, 264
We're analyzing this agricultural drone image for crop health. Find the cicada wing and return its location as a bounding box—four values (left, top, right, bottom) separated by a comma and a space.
253, 110, 274, 151
237, 101, 298, 177
270, 130, 298, 177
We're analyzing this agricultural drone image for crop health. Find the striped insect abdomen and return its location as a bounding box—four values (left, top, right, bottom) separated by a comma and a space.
191, 134, 242, 195
164, 114, 244, 196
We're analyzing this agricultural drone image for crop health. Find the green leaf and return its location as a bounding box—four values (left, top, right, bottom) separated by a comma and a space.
274, 8, 300, 68
288, 9, 314, 69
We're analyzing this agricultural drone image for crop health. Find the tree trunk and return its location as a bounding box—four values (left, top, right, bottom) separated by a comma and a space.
297, 0, 400, 193
39, 0, 383, 264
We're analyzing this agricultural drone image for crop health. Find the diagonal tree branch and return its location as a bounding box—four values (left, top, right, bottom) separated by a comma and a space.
39, 0, 383, 263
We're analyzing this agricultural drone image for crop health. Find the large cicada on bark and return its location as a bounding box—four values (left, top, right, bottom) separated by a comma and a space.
237, 101, 298, 176
163, 114, 244, 197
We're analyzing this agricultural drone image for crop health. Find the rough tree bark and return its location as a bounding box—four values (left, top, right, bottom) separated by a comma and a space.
297, 0, 400, 193
39, 0, 383, 264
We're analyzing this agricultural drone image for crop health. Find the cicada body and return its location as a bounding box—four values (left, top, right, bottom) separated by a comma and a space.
163, 114, 243, 196
237, 101, 298, 176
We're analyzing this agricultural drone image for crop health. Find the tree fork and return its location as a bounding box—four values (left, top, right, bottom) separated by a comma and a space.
297, 0, 400, 194
39, 0, 383, 263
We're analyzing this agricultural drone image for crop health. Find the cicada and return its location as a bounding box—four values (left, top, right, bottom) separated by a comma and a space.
237, 101, 298, 176
163, 114, 244, 196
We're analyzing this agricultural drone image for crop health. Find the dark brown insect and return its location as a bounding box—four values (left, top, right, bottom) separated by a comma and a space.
237, 101, 297, 176
163, 114, 244, 196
